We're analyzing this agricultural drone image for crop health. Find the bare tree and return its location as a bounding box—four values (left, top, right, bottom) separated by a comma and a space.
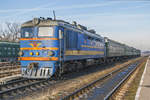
0, 22, 21, 42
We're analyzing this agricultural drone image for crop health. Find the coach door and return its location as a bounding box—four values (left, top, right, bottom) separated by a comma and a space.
59, 28, 65, 62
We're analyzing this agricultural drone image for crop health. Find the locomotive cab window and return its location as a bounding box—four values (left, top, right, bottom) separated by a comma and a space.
21, 27, 33, 38
38, 27, 53, 37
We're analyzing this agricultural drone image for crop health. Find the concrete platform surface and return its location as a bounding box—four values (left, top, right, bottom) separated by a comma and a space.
135, 56, 150, 100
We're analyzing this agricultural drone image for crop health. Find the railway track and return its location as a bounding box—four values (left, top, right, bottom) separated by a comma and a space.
0, 62, 12, 67
0, 57, 143, 100
61, 58, 145, 100
0, 62, 20, 67
111, 57, 147, 100
0, 77, 56, 100
0, 65, 21, 78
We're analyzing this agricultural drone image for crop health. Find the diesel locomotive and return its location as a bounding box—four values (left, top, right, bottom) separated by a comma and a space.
19, 17, 141, 79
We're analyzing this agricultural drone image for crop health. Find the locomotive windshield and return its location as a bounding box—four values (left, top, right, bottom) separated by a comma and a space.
21, 27, 33, 38
38, 27, 53, 37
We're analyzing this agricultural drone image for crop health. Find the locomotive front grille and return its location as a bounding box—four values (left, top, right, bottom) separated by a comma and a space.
22, 67, 53, 79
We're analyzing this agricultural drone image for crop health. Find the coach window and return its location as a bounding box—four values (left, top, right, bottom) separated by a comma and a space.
8, 52, 11, 55
88, 36, 92, 40
99, 39, 103, 42
38, 27, 53, 37
21, 27, 33, 38
13, 51, 15, 55
59, 30, 63, 39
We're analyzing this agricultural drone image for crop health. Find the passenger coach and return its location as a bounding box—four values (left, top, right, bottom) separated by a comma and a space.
0, 41, 19, 62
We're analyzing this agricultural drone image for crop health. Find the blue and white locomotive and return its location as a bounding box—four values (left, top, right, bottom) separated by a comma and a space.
19, 18, 105, 78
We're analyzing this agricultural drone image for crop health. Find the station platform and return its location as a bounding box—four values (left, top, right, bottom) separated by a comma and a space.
135, 56, 150, 100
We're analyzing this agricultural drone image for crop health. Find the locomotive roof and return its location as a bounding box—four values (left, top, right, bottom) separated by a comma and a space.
21, 18, 103, 39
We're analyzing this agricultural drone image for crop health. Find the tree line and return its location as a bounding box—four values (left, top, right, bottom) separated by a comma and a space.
0, 22, 20, 42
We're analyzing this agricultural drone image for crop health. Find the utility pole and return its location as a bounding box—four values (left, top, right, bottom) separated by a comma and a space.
53, 10, 56, 20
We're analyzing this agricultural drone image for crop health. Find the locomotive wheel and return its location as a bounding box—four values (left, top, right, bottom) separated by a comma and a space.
54, 67, 64, 80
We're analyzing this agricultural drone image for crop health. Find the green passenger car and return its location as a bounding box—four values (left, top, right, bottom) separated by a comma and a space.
105, 37, 140, 58
105, 37, 125, 57
0, 41, 20, 62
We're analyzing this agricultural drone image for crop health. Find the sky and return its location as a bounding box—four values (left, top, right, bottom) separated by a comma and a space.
0, 0, 150, 51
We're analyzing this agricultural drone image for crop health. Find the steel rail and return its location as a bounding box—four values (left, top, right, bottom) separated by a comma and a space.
0, 78, 28, 86
0, 80, 45, 95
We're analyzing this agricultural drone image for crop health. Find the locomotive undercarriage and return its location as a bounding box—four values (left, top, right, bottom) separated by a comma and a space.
55, 55, 139, 78
57, 58, 105, 76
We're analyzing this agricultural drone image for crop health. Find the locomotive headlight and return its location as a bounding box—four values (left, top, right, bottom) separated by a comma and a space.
36, 52, 39, 56
48, 51, 54, 56
19, 51, 23, 56
30, 52, 34, 55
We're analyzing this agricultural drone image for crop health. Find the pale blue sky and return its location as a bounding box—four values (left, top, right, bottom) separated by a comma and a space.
0, 0, 150, 51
